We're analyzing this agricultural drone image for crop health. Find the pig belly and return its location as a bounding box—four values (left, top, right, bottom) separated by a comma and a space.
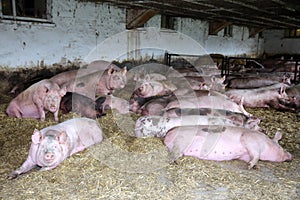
7, 101, 40, 119
183, 133, 250, 162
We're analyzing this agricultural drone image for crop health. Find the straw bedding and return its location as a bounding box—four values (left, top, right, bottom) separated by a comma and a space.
0, 93, 299, 199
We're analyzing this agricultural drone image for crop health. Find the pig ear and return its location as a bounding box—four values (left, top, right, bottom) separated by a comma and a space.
108, 67, 115, 75
133, 73, 139, 81
121, 67, 127, 75
144, 74, 151, 82
280, 85, 286, 95
211, 76, 216, 82
221, 75, 226, 83
32, 129, 42, 144
59, 87, 67, 97
273, 132, 282, 143
56, 131, 68, 144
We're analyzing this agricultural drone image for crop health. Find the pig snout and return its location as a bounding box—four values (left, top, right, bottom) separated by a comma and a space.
40, 146, 60, 166
49, 104, 58, 112
44, 152, 55, 162
45, 95, 60, 112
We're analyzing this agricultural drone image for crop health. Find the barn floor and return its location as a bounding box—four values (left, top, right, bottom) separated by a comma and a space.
0, 93, 299, 199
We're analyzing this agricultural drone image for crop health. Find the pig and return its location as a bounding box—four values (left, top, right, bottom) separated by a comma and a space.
285, 84, 300, 97
164, 125, 292, 169
134, 78, 177, 98
49, 70, 79, 87
226, 75, 291, 89
62, 67, 127, 99
164, 95, 252, 117
100, 95, 130, 114
184, 76, 226, 92
278, 95, 300, 111
6, 79, 66, 121
163, 108, 261, 131
7, 118, 103, 179
49, 60, 121, 87
133, 72, 167, 82
60, 92, 101, 118
134, 96, 173, 115
134, 115, 248, 138
225, 83, 293, 110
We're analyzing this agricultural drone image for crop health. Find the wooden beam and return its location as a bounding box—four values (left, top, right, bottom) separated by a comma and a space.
209, 21, 232, 35
249, 27, 265, 38
126, 9, 158, 29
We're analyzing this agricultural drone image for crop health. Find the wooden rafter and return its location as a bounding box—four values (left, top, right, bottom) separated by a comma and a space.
126, 9, 158, 29
249, 27, 265, 38
209, 21, 232, 35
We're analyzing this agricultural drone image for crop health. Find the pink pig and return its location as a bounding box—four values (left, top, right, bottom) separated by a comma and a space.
6, 79, 66, 121
164, 125, 292, 169
7, 118, 103, 179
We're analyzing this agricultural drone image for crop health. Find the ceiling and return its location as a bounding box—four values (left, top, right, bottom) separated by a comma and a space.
94, 0, 300, 29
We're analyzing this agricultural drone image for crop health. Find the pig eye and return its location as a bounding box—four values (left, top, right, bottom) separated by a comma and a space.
113, 76, 120, 80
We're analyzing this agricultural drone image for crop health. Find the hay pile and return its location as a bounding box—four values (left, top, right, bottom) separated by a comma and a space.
0, 94, 299, 199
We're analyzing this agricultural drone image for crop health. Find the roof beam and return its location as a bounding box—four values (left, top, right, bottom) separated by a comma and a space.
126, 9, 158, 29
249, 27, 265, 38
209, 21, 232, 35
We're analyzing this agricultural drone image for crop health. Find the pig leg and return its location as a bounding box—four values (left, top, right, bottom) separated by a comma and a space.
8, 108, 22, 118
34, 98, 46, 121
7, 157, 37, 179
53, 110, 59, 122
269, 100, 295, 111
39, 166, 58, 171
6, 102, 22, 118
239, 97, 252, 117
240, 133, 261, 169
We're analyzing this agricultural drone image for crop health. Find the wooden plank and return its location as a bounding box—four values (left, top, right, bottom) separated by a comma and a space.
249, 27, 265, 38
209, 21, 232, 35
126, 9, 158, 29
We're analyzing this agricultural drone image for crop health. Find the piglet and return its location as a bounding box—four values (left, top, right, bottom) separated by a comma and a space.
7, 118, 103, 179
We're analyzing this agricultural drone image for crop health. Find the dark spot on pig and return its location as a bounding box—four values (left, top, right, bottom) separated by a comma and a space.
76, 82, 85, 87
175, 108, 181, 115
151, 118, 160, 126
202, 126, 226, 133
202, 128, 209, 132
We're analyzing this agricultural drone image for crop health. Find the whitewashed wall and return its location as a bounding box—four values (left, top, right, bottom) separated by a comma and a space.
0, 0, 276, 68
263, 29, 300, 56
0, 1, 126, 67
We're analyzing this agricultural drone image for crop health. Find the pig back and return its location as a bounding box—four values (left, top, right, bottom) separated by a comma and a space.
41, 118, 103, 155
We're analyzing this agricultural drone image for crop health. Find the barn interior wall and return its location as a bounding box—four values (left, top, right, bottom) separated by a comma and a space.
0, 0, 296, 68
145, 16, 264, 58
0, 1, 126, 68
263, 29, 300, 57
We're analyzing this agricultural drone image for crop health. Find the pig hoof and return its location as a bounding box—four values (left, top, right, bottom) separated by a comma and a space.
169, 160, 179, 165
248, 163, 260, 170
7, 172, 18, 180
